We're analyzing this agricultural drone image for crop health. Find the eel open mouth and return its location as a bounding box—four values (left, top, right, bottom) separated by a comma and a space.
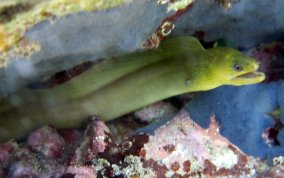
235, 71, 264, 79
230, 70, 265, 85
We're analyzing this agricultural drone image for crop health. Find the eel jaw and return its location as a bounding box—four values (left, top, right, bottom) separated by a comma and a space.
230, 70, 265, 86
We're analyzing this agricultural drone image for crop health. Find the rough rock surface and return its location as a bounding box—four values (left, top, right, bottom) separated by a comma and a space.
1, 0, 284, 177
174, 0, 284, 48
0, 0, 174, 95
0, 112, 283, 177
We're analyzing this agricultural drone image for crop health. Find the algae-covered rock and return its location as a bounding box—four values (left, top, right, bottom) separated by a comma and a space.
0, 0, 174, 95
1, 2, 284, 175
2, 0, 284, 96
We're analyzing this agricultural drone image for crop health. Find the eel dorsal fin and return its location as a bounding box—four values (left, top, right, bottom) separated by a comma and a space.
159, 36, 204, 53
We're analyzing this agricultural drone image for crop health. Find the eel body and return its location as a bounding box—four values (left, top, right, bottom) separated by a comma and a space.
0, 36, 265, 142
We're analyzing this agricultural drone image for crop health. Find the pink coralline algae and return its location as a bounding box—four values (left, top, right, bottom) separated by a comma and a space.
27, 126, 65, 158
1, 112, 284, 177
0, 142, 16, 168
0, 142, 17, 176
63, 166, 97, 178
0, 116, 110, 177
136, 111, 254, 177
258, 163, 284, 178
71, 116, 111, 165
8, 148, 64, 178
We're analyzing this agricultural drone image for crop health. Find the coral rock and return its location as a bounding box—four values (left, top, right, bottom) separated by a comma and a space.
139, 111, 253, 177
63, 166, 97, 178
134, 101, 177, 123
27, 126, 65, 158
8, 148, 64, 177
0, 142, 17, 169
71, 116, 111, 165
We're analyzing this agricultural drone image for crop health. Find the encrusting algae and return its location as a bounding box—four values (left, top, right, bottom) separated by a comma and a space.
0, 25, 8, 52
0, 0, 130, 67
0, 36, 265, 142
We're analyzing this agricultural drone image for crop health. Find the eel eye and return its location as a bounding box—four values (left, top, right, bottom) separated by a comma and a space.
234, 64, 243, 71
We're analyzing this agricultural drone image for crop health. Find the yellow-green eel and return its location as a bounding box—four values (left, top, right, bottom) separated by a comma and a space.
0, 36, 265, 142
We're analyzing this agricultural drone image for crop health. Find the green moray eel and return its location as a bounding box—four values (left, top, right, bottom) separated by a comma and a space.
0, 36, 265, 142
